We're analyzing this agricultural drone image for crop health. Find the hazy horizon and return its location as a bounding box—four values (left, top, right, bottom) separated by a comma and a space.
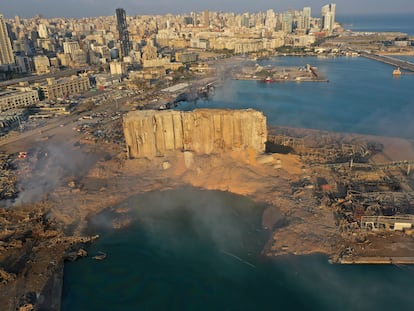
2, 0, 414, 19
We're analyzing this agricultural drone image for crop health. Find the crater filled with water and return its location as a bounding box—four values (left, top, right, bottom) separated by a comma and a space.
62, 187, 414, 311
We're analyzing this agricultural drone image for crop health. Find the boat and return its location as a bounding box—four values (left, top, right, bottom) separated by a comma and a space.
392, 67, 402, 76
263, 76, 274, 83
92, 251, 107, 260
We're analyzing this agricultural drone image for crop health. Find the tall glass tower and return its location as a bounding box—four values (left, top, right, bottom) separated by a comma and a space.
115, 8, 132, 59
0, 14, 14, 66
303, 7, 311, 31
321, 3, 336, 33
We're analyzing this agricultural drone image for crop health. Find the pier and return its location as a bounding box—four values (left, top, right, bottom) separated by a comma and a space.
233, 64, 329, 82
340, 256, 414, 264
358, 51, 414, 72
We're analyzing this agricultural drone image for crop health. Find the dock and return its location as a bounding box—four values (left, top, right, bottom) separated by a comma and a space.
234, 64, 329, 82
340, 256, 414, 264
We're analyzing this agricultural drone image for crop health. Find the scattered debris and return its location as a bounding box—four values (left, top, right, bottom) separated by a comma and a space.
92, 251, 107, 260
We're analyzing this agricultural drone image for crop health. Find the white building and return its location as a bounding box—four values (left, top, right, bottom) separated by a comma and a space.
33, 55, 51, 74
303, 7, 311, 31
321, 3, 336, 33
110, 61, 126, 75
38, 23, 49, 39
0, 88, 39, 112
190, 38, 210, 49
39, 76, 90, 99
63, 41, 80, 55
265, 9, 276, 29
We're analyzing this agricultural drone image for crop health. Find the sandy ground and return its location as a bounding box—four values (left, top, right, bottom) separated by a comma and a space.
2, 121, 414, 310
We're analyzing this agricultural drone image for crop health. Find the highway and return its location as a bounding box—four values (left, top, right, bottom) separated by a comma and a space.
0, 69, 80, 88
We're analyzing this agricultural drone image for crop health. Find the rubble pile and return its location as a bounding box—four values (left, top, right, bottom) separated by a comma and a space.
268, 127, 414, 260
90, 118, 125, 145
0, 152, 18, 201
326, 163, 414, 233
0, 205, 99, 310
74, 114, 125, 146
268, 126, 383, 164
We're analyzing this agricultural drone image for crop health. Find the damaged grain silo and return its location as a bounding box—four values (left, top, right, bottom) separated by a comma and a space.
123, 109, 267, 159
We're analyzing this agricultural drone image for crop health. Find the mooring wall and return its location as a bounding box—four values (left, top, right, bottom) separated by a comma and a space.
123, 109, 267, 159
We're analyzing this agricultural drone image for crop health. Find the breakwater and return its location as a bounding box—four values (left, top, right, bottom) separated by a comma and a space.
358, 52, 414, 72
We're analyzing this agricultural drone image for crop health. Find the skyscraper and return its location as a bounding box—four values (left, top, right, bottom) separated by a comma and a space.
321, 3, 336, 33
38, 23, 49, 39
63, 41, 80, 55
303, 7, 311, 31
241, 13, 250, 28
265, 9, 276, 29
0, 14, 14, 66
203, 10, 210, 27
282, 12, 293, 34
115, 8, 131, 59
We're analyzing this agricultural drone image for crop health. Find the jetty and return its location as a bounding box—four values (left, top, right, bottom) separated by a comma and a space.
358, 51, 414, 73
234, 64, 329, 82
340, 257, 414, 264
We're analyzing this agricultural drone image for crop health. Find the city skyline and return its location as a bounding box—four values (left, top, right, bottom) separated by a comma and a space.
2, 0, 414, 19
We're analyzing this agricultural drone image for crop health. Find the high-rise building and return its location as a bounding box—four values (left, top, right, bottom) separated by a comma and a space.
265, 9, 276, 29
241, 13, 250, 28
184, 16, 193, 25
203, 10, 209, 27
282, 12, 293, 34
33, 55, 50, 74
321, 3, 336, 33
63, 41, 80, 55
303, 7, 311, 31
14, 15, 21, 26
115, 8, 131, 59
0, 14, 14, 66
38, 23, 49, 39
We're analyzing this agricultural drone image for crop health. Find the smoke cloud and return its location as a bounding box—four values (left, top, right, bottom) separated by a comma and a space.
12, 141, 100, 206
90, 187, 267, 258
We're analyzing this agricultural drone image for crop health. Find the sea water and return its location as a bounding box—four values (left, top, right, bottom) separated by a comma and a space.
180, 56, 414, 138
62, 188, 414, 311
338, 13, 414, 36
62, 18, 414, 311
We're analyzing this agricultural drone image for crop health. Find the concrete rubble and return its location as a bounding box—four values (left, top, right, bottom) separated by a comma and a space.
0, 152, 18, 201
1, 108, 414, 310
0, 204, 99, 311
267, 126, 414, 262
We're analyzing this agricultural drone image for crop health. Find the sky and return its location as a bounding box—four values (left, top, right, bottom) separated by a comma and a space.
2, 0, 414, 19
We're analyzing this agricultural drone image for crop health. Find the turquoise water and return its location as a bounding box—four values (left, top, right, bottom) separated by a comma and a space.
62, 188, 414, 311
62, 19, 414, 311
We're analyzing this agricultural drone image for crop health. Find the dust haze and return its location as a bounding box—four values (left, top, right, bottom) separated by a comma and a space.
11, 141, 100, 206
92, 187, 267, 256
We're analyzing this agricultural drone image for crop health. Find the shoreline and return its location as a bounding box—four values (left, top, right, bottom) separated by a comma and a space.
1, 54, 414, 309
1, 122, 414, 309
377, 51, 414, 56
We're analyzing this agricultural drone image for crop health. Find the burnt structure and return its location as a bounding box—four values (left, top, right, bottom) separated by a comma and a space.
268, 127, 414, 237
